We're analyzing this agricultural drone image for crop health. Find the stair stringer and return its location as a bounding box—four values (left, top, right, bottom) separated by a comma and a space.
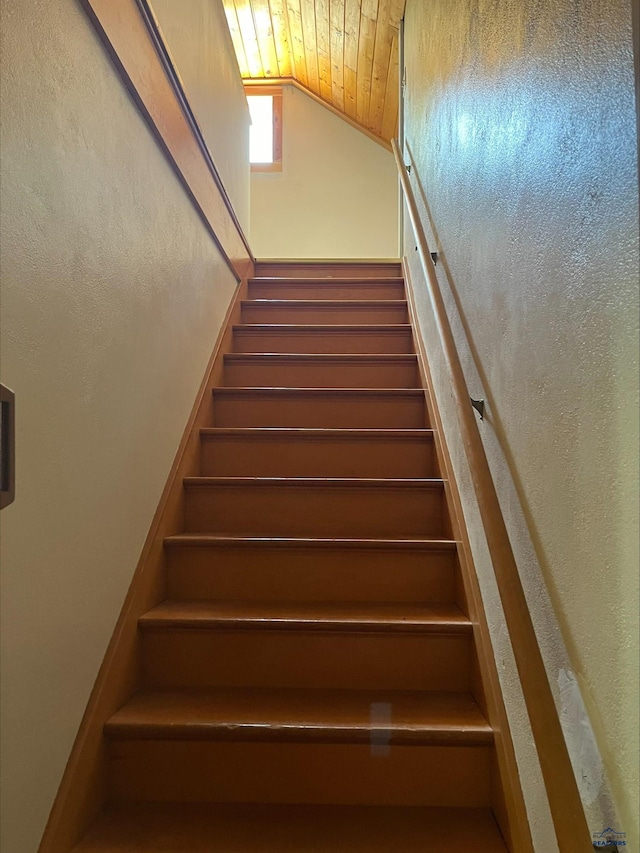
402, 258, 534, 853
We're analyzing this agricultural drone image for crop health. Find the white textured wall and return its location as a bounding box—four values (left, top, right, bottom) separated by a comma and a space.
150, 0, 251, 234
403, 0, 639, 847
0, 2, 247, 851
250, 85, 399, 259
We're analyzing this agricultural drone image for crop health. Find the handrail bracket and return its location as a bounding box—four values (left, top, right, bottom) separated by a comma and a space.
470, 397, 485, 420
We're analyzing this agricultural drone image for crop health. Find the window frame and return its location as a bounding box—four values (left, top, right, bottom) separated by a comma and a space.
245, 85, 283, 173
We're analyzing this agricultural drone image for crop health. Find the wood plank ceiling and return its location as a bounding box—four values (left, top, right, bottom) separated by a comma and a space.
222, 0, 405, 147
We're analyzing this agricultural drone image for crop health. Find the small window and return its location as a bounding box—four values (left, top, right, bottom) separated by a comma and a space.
245, 87, 282, 172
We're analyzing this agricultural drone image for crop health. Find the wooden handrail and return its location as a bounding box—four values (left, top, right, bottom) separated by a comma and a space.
393, 138, 593, 852
82, 0, 254, 282
135, 0, 255, 265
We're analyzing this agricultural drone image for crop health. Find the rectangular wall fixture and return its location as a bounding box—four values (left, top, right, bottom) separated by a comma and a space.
0, 384, 15, 509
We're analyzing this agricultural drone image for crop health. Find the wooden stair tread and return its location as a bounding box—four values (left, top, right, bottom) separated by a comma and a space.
73, 803, 508, 852
200, 427, 433, 440
242, 299, 407, 307
164, 534, 457, 550
233, 323, 413, 331
106, 687, 492, 745
224, 353, 418, 363
184, 476, 443, 487
249, 277, 406, 284
139, 600, 471, 633
213, 386, 424, 397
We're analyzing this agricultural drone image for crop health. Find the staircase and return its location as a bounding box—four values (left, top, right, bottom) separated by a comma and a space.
73, 262, 509, 851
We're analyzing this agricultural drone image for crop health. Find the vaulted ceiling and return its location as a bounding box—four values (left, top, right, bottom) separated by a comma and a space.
222, 1, 406, 148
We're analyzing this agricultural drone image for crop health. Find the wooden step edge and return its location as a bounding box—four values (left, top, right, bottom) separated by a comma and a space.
137, 615, 472, 634
211, 387, 425, 398
199, 427, 434, 441
232, 324, 413, 332
104, 721, 492, 747
223, 354, 418, 364
105, 690, 492, 746
105, 721, 491, 747
163, 535, 458, 551
241, 299, 408, 308
138, 603, 471, 634
249, 277, 406, 284
183, 476, 445, 490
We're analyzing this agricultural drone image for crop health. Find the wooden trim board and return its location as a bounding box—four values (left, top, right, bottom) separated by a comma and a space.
82, 0, 254, 281
37, 274, 252, 853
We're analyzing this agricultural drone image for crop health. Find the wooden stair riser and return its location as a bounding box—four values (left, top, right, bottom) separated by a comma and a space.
183, 481, 447, 538
254, 262, 403, 278
141, 629, 471, 691
108, 741, 491, 807
241, 301, 408, 325
72, 803, 509, 853
212, 390, 428, 429
248, 280, 405, 300
223, 356, 419, 389
165, 542, 457, 603
199, 432, 436, 478
232, 326, 414, 354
